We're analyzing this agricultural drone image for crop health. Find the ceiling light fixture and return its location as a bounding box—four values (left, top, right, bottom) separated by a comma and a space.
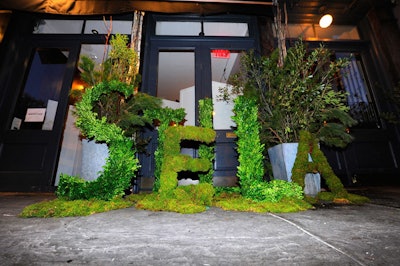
319, 14, 333, 28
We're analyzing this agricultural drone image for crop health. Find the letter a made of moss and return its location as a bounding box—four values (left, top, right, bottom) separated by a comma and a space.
291, 130, 348, 198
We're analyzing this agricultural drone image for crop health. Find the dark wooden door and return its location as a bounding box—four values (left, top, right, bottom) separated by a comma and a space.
0, 41, 79, 191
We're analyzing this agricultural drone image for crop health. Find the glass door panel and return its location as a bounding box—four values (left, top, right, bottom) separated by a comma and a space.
157, 51, 195, 125
155, 21, 249, 37
336, 52, 380, 128
141, 14, 259, 188
157, 51, 195, 159
211, 50, 243, 130
210, 49, 244, 186
55, 44, 110, 185
10, 48, 69, 131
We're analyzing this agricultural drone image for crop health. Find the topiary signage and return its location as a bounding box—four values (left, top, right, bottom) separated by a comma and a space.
291, 130, 348, 198
56, 81, 140, 200
159, 125, 216, 195
143, 107, 186, 192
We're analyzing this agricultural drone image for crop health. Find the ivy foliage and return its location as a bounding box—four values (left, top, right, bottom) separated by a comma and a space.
245, 179, 304, 203
198, 98, 215, 184
143, 107, 186, 192
232, 96, 265, 195
231, 95, 305, 202
58, 34, 161, 200
56, 81, 140, 200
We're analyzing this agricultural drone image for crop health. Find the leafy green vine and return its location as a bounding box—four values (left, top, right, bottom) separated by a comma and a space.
198, 98, 215, 184
232, 95, 265, 196
143, 107, 186, 192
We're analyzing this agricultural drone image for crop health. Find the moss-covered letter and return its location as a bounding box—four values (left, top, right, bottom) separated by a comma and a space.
160, 126, 216, 194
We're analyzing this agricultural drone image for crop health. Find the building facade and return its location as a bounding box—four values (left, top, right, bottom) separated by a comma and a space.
0, 1, 399, 192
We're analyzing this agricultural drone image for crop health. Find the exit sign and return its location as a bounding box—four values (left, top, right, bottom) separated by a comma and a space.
212, 49, 230, 58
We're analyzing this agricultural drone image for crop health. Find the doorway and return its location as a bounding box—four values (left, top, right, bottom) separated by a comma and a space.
139, 14, 259, 189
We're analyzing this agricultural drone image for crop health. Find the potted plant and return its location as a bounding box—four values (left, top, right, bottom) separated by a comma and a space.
222, 40, 357, 196
57, 34, 161, 199
77, 34, 161, 182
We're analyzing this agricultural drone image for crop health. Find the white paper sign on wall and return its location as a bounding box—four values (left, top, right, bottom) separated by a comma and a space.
24, 108, 46, 122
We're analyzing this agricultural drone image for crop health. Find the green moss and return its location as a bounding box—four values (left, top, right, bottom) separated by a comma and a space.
159, 126, 216, 194
213, 193, 312, 213
136, 194, 208, 214
19, 187, 369, 218
143, 107, 186, 192
135, 183, 215, 214
315, 191, 370, 204
124, 193, 149, 203
292, 130, 348, 198
176, 183, 215, 206
303, 195, 318, 205
19, 198, 133, 218
346, 193, 370, 204
317, 191, 336, 202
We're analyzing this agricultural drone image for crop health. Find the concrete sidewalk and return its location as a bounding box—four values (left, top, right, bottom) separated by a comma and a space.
0, 188, 399, 266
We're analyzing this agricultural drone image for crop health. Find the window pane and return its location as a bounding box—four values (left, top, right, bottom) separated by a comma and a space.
11, 48, 69, 130
285, 24, 360, 40
336, 52, 380, 128
204, 22, 249, 37
84, 20, 132, 35
156, 21, 249, 37
211, 50, 243, 130
157, 51, 195, 125
79, 44, 110, 66
33, 20, 84, 34
156, 21, 201, 36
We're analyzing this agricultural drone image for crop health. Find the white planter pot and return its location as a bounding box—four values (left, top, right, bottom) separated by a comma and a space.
81, 139, 109, 181
268, 143, 320, 197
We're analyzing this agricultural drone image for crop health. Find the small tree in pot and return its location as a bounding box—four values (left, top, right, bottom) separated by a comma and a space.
78, 34, 161, 149
221, 40, 357, 197
227, 40, 356, 147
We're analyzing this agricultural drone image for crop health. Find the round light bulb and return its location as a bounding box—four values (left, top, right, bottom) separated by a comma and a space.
319, 14, 333, 28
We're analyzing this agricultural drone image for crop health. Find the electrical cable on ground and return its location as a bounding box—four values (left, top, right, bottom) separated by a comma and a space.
268, 213, 367, 266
